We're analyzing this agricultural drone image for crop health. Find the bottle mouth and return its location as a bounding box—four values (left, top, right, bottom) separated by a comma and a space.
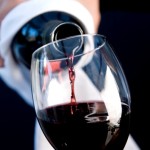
51, 22, 83, 42
42, 21, 84, 45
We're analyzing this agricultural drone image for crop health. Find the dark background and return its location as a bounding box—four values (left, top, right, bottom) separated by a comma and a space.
0, 0, 150, 149
99, 0, 150, 149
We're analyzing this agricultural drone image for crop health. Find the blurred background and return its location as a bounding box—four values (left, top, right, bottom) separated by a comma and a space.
0, 0, 149, 149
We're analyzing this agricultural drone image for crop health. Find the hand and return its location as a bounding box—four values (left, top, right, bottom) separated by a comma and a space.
0, 0, 25, 23
77, 0, 101, 32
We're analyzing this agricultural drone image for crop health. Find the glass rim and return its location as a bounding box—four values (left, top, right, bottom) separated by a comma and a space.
32, 33, 106, 61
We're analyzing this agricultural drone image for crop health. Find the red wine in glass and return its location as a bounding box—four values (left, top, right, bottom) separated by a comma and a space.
37, 101, 130, 150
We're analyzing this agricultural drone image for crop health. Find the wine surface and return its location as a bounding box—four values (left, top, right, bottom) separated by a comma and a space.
37, 101, 130, 150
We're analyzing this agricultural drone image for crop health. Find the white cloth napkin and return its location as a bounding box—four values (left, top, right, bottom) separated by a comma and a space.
0, 0, 95, 106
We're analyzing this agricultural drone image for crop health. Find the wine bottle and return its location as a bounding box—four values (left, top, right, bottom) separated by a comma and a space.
11, 11, 85, 69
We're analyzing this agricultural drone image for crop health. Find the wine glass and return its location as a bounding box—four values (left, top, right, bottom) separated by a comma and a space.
31, 34, 131, 150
